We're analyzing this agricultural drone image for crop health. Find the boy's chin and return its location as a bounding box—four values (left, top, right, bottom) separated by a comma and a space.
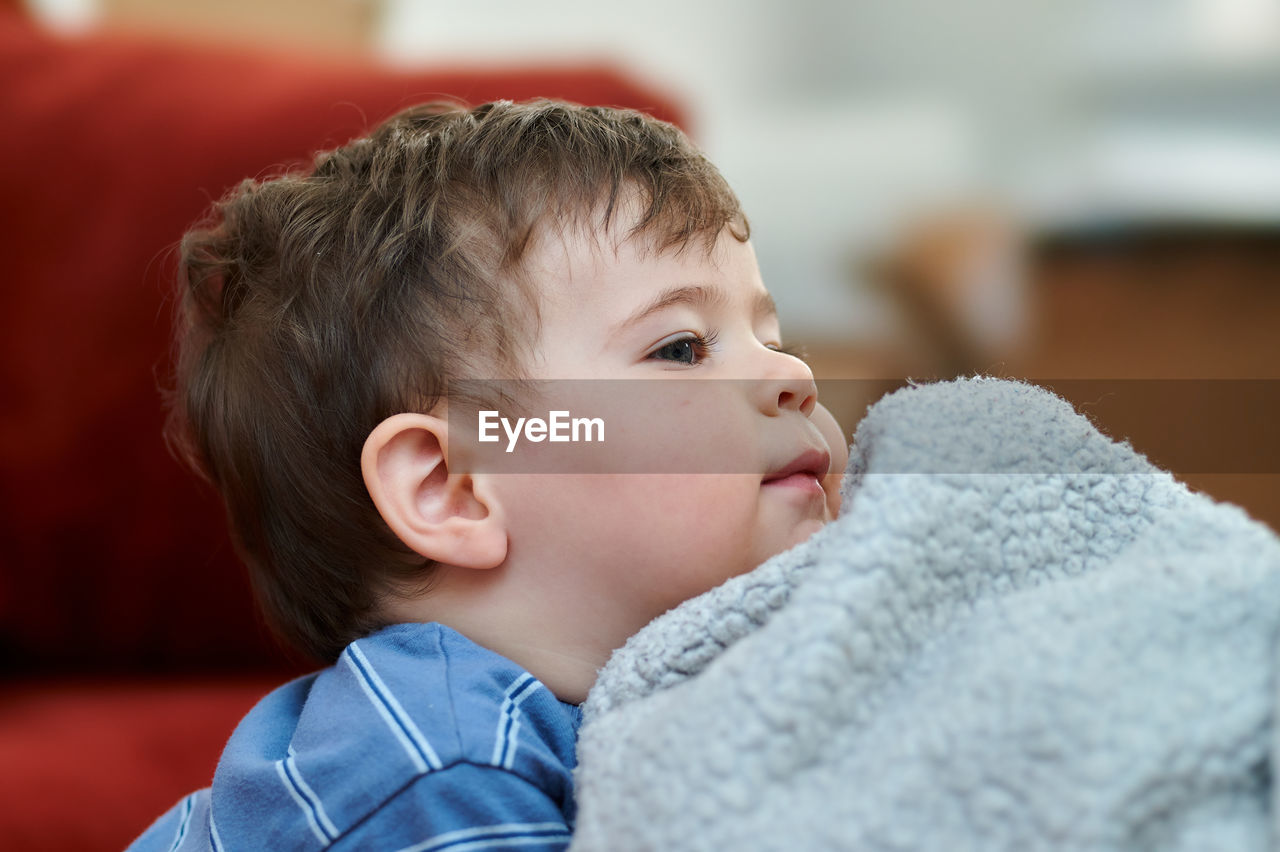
774, 518, 825, 558
822, 474, 844, 520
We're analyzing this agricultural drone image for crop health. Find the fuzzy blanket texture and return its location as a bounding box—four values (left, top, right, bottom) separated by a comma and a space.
569, 377, 1280, 851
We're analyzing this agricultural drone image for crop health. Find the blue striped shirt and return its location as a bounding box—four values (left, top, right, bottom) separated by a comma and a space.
128, 623, 582, 852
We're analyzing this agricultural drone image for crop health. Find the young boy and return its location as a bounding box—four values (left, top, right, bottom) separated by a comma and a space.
129, 100, 847, 852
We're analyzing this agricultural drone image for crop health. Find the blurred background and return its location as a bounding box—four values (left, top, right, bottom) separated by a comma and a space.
10, 0, 1279, 627
29, 0, 1280, 339
14, 0, 1280, 621
31, 0, 1280, 396
3, 2, 1278, 849
54, 0, 1280, 501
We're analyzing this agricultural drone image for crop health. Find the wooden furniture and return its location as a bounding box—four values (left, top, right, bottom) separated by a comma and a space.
804, 227, 1280, 533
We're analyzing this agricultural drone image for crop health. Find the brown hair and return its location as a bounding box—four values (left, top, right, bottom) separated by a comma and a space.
166, 99, 748, 662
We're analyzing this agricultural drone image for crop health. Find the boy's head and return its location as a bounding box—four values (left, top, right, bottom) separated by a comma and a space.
170, 100, 844, 697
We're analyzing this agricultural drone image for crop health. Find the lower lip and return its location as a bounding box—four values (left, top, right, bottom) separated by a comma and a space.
762, 472, 825, 496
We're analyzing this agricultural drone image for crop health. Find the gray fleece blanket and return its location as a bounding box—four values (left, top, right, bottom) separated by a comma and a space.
570, 377, 1280, 851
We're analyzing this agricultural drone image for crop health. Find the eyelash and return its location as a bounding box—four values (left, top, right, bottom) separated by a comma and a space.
648, 331, 719, 366
646, 335, 806, 366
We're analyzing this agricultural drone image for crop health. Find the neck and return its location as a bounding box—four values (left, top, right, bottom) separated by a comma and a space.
383, 564, 624, 705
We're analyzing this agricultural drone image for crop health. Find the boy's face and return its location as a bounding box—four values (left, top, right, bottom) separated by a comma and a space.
474, 219, 847, 661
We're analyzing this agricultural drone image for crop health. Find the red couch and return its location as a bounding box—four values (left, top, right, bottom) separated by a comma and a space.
0, 6, 683, 849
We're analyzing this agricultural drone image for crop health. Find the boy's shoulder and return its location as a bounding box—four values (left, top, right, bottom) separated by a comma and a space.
223, 621, 583, 822
261, 621, 582, 777
131, 623, 580, 852
330, 621, 584, 775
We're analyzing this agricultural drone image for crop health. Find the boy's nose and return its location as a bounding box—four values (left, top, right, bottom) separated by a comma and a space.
756, 350, 818, 417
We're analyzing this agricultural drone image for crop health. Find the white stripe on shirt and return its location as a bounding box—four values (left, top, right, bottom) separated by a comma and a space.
490, 673, 542, 770
288, 747, 339, 838
275, 753, 336, 845
209, 812, 225, 852
346, 641, 443, 772
166, 793, 196, 852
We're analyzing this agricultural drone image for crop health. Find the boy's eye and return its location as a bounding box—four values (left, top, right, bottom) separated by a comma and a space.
647, 332, 717, 365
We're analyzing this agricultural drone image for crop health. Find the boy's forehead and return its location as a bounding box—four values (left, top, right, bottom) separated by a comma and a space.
526, 217, 745, 306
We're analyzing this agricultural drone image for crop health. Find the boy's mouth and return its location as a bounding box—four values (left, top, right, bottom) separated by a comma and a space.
762, 448, 831, 492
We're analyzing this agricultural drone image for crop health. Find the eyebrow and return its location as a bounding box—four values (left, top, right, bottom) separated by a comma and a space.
613, 284, 778, 335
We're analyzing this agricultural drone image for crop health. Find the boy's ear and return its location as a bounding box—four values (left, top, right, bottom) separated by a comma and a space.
361, 413, 507, 570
